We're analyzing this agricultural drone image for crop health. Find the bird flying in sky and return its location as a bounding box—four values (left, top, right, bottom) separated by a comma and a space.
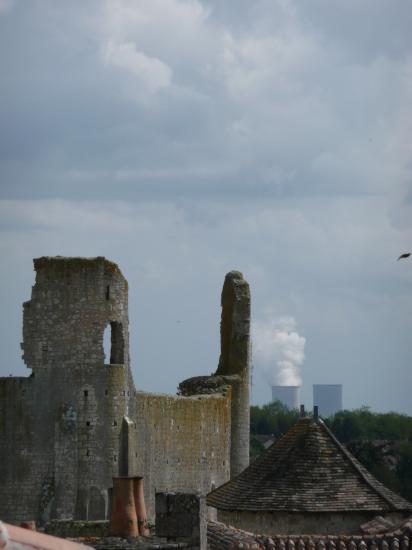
397, 252, 411, 260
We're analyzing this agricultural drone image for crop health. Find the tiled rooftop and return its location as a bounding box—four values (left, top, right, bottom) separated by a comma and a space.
207, 417, 412, 513
207, 519, 412, 550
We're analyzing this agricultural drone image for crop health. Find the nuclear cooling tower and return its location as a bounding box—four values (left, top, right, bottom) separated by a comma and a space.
313, 384, 343, 417
271, 385, 300, 410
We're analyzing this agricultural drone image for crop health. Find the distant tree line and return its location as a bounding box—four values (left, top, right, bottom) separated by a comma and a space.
250, 402, 412, 502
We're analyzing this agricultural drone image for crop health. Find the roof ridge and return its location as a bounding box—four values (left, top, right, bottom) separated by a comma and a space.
319, 419, 397, 510
207, 418, 311, 508
257, 417, 310, 479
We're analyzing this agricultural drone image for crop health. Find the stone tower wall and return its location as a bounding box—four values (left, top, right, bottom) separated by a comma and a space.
22, 257, 130, 373
0, 257, 135, 523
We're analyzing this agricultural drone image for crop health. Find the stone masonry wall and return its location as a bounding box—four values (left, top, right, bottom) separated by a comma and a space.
0, 257, 135, 523
22, 256, 130, 373
134, 391, 231, 519
0, 376, 52, 523
217, 510, 410, 537
0, 257, 236, 526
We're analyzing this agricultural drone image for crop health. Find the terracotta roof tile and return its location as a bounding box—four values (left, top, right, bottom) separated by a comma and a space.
207, 520, 412, 550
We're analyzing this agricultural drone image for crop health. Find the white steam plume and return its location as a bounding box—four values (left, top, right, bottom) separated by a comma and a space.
252, 316, 306, 386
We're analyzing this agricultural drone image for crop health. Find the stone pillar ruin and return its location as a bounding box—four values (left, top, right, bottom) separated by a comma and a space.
215, 271, 251, 478
178, 270, 251, 480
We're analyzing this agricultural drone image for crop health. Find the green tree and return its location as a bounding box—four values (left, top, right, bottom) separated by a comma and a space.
250, 400, 299, 438
397, 441, 412, 502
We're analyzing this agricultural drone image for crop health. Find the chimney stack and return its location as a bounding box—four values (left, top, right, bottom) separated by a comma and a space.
313, 405, 319, 421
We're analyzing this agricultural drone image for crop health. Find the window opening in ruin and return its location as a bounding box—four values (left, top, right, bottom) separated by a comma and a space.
84, 390, 88, 397
103, 322, 125, 365
86, 421, 90, 426
106, 285, 110, 300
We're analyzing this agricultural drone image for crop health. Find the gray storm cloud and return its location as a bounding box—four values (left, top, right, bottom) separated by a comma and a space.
0, 0, 411, 413
252, 316, 306, 387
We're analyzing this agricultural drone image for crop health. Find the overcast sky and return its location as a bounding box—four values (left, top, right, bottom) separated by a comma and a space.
1, 0, 411, 414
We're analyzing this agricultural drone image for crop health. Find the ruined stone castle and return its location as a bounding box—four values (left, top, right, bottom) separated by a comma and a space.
0, 257, 251, 524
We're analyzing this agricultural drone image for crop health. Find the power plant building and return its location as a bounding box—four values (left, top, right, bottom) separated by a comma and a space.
271, 385, 300, 410
313, 384, 343, 417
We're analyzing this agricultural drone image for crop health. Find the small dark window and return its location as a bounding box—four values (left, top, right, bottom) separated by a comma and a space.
86, 450, 90, 457
105, 389, 108, 395
84, 390, 88, 397
113, 420, 117, 427
113, 455, 117, 462
106, 285, 110, 300
86, 421, 90, 427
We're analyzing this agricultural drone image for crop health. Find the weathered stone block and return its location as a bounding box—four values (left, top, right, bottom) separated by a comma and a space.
155, 492, 206, 547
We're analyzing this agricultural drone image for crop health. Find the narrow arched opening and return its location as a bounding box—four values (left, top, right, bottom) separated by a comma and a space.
103, 321, 125, 365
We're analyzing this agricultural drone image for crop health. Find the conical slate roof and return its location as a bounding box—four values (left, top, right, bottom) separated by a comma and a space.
207, 417, 412, 513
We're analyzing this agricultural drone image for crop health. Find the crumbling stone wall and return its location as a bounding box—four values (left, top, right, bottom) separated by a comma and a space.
156, 492, 207, 549
22, 256, 130, 373
0, 258, 242, 525
0, 257, 134, 523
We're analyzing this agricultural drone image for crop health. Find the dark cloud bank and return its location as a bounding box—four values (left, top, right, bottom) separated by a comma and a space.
0, 0, 411, 412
